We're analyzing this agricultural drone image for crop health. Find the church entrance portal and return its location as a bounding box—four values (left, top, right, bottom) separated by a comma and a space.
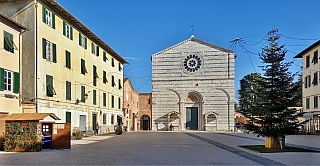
140, 115, 150, 130
186, 107, 198, 130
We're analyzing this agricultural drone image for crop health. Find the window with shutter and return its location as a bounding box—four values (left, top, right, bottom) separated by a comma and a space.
46, 75, 56, 97
118, 97, 121, 109
4, 70, 12, 92
112, 75, 116, 87
103, 93, 106, 106
103, 51, 108, 61
306, 98, 310, 109
42, 38, 56, 63
81, 86, 85, 103
111, 58, 115, 67
103, 71, 108, 83
93, 89, 96, 105
118, 79, 122, 89
81, 59, 87, 75
93, 65, 97, 86
306, 55, 310, 68
314, 96, 318, 108
3, 31, 15, 53
66, 81, 71, 100
66, 51, 71, 69
111, 95, 114, 108
43, 6, 55, 28
63, 21, 73, 40
313, 72, 318, 85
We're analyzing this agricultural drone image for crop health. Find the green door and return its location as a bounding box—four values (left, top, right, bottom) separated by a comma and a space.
92, 114, 97, 130
186, 107, 198, 130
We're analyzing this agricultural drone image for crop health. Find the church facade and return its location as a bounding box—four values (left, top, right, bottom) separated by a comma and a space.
151, 36, 236, 131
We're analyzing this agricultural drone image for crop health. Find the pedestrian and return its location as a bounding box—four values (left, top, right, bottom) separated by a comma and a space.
169, 123, 172, 131
95, 122, 100, 135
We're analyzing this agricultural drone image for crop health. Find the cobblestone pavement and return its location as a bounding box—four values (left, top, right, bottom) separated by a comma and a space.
0, 131, 319, 165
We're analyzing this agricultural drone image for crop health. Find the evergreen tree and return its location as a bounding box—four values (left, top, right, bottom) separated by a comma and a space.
239, 29, 306, 148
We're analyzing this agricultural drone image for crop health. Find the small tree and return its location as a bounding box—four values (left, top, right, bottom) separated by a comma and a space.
239, 29, 306, 149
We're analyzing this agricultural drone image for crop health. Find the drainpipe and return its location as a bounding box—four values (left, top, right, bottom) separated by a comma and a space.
35, 2, 38, 113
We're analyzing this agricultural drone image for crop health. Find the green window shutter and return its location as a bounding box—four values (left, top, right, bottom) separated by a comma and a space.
93, 90, 96, 105
66, 81, 71, 100
111, 95, 114, 108
63, 21, 66, 36
13, 72, 19, 94
42, 6, 46, 23
84, 37, 87, 49
66, 51, 71, 68
70, 26, 73, 40
103, 93, 106, 106
52, 13, 55, 29
66, 112, 71, 123
81, 86, 85, 102
53, 43, 56, 63
46, 75, 55, 97
42, 38, 46, 59
0, 68, 4, 91
79, 33, 82, 46
96, 46, 99, 56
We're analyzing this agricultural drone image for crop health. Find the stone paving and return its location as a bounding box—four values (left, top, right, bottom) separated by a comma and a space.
0, 131, 319, 165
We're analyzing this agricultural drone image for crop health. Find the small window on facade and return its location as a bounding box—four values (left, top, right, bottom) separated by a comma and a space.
111, 114, 114, 124
118, 97, 121, 109
63, 21, 73, 40
308, 75, 311, 87
119, 63, 122, 71
313, 50, 318, 64
112, 75, 116, 87
79, 33, 87, 49
91, 43, 99, 56
93, 65, 98, 86
65, 50, 71, 69
306, 98, 310, 109
111, 95, 114, 108
103, 71, 108, 84
93, 89, 96, 105
103, 93, 106, 106
42, 38, 56, 63
118, 79, 122, 89
306, 55, 310, 68
3, 31, 16, 53
66, 81, 71, 100
103, 51, 108, 61
42, 6, 55, 29
103, 113, 106, 124
81, 86, 85, 103
4, 70, 12, 92
46, 74, 56, 97
313, 72, 318, 86
111, 58, 115, 67
0, 68, 19, 93
81, 59, 87, 75
314, 96, 318, 108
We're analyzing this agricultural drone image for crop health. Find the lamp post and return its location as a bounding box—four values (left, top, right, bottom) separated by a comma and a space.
127, 104, 130, 131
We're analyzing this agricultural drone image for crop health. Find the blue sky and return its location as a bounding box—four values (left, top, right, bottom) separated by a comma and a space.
57, 0, 320, 100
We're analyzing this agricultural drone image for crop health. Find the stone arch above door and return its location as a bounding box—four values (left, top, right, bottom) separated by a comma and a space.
182, 90, 203, 103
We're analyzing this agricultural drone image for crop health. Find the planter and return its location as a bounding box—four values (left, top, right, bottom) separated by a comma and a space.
265, 136, 285, 149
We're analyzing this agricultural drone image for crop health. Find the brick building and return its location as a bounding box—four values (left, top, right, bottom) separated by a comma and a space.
123, 78, 152, 131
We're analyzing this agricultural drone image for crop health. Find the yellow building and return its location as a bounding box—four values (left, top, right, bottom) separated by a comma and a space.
0, 12, 27, 134
295, 41, 320, 133
0, 0, 127, 134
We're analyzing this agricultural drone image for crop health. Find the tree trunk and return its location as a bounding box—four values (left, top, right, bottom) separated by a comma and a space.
265, 136, 285, 149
